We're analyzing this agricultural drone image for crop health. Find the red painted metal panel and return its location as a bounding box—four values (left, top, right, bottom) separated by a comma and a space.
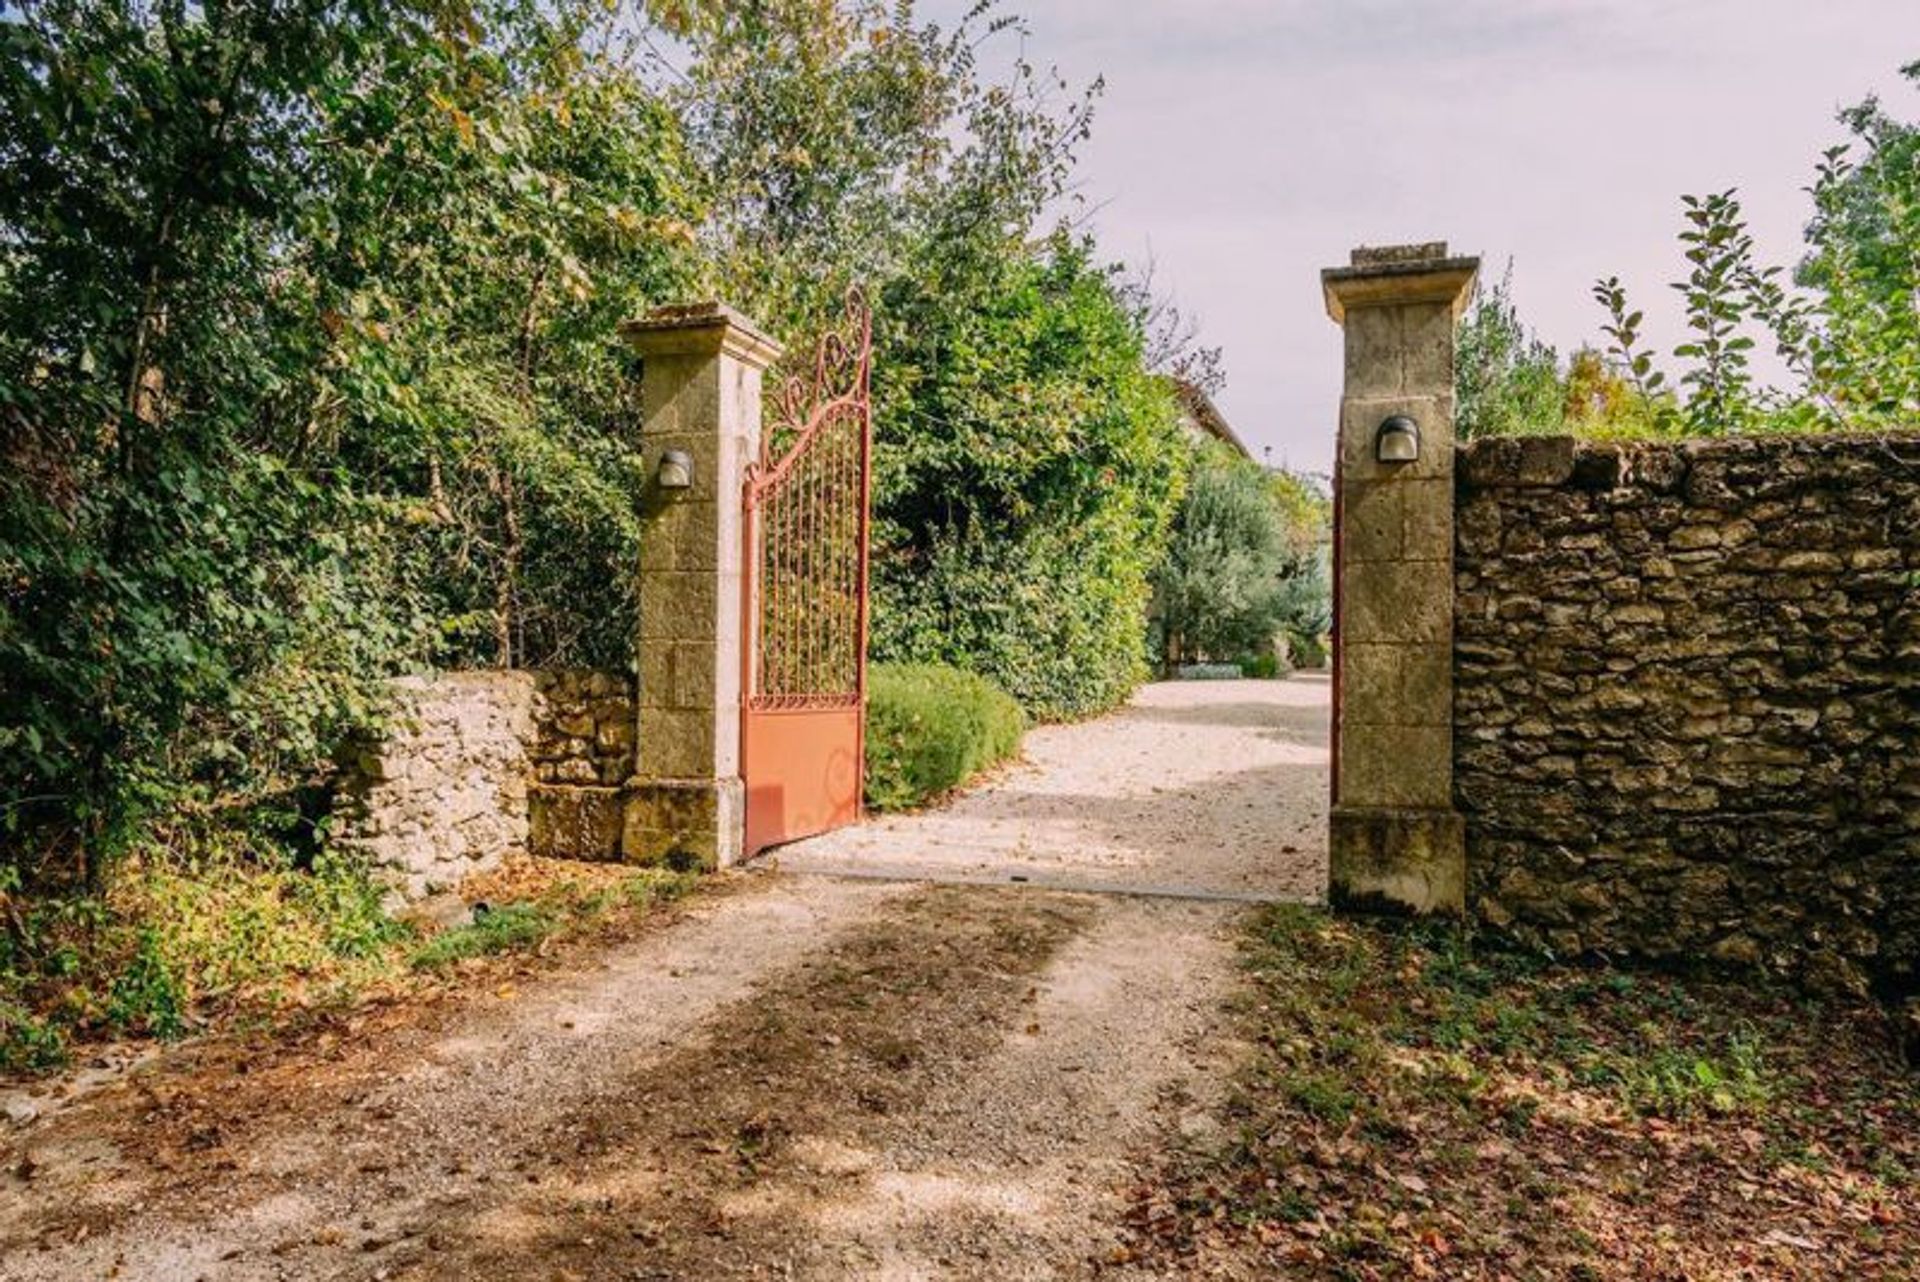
742, 706, 863, 856
741, 288, 873, 859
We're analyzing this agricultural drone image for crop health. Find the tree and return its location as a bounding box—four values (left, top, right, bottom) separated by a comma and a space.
0, 0, 701, 885
871, 234, 1186, 718
1265, 468, 1333, 647
1797, 62, 1920, 422
673, 1, 1184, 720
1592, 60, 1920, 432
1, 0, 1206, 887
1150, 449, 1299, 674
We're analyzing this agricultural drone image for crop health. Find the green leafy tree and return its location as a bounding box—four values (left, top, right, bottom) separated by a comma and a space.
872, 235, 1185, 718
1797, 63, 1920, 422
1560, 347, 1667, 438
674, 2, 1180, 720
0, 0, 1208, 893
0, 1, 699, 885
1265, 468, 1333, 645
1593, 61, 1920, 433
1150, 448, 1301, 674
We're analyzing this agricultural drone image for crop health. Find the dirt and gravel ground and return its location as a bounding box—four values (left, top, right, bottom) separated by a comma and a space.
0, 678, 1328, 1280
778, 677, 1330, 901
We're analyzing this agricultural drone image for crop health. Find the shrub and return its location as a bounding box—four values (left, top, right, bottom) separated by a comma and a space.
1289, 632, 1330, 670
864, 663, 1025, 812
1239, 652, 1285, 680
1151, 448, 1303, 672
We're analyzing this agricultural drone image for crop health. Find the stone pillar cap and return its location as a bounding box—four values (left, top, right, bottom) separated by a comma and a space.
1323, 242, 1479, 325
620, 301, 785, 368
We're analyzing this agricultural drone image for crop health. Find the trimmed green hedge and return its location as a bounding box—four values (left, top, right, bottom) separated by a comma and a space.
865, 663, 1025, 812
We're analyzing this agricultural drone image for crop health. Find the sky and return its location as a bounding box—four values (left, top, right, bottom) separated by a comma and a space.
938, 1, 1919, 475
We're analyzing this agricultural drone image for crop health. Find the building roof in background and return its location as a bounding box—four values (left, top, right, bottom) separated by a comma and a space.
1166, 377, 1253, 461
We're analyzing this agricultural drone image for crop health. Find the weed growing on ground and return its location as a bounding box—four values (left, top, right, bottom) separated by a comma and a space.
1, 855, 697, 1074
409, 903, 556, 971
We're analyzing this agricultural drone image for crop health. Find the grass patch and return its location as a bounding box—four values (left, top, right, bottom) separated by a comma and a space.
404, 864, 695, 976
864, 662, 1025, 811
408, 903, 556, 971
1125, 908, 1920, 1279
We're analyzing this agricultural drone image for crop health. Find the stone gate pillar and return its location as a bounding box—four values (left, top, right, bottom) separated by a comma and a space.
1322, 243, 1478, 914
620, 303, 783, 868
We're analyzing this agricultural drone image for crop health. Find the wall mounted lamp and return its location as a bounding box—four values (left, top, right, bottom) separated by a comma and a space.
656, 448, 695, 491
1376, 415, 1420, 464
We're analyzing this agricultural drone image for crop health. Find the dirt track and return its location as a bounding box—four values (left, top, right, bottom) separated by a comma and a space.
0, 678, 1329, 1280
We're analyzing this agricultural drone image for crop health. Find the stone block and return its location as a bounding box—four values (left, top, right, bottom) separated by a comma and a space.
1340, 480, 1404, 563
638, 500, 722, 573
623, 777, 744, 870
1341, 642, 1450, 729
638, 569, 720, 643
1330, 806, 1466, 916
1342, 307, 1404, 398
1400, 302, 1456, 391
1459, 436, 1577, 489
1340, 723, 1453, 809
529, 785, 626, 862
636, 706, 719, 779
1345, 560, 1452, 645
1340, 641, 1401, 713
1397, 642, 1453, 724
638, 640, 719, 713
1399, 478, 1455, 562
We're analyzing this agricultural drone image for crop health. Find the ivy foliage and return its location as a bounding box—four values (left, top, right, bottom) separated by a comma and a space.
0, 1, 700, 885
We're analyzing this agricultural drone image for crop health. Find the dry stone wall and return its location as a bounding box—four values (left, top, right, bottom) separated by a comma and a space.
337, 669, 636, 899
1454, 434, 1920, 993
532, 669, 636, 785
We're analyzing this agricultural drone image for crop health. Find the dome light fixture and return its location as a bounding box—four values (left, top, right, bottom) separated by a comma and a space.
1376, 415, 1420, 464
656, 448, 695, 491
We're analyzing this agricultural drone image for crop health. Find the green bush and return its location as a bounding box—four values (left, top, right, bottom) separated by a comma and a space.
864, 664, 1025, 812
1239, 652, 1284, 680
1289, 632, 1330, 670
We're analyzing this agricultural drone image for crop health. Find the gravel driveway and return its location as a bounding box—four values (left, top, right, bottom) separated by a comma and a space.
0, 676, 1330, 1280
776, 676, 1330, 902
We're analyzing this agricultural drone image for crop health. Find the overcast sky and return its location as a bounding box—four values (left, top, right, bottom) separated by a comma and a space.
943, 1, 1918, 474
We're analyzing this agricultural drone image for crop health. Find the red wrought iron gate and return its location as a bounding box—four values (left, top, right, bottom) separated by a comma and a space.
740, 290, 874, 858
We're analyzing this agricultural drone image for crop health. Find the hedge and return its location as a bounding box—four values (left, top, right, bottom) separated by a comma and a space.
864, 663, 1025, 812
